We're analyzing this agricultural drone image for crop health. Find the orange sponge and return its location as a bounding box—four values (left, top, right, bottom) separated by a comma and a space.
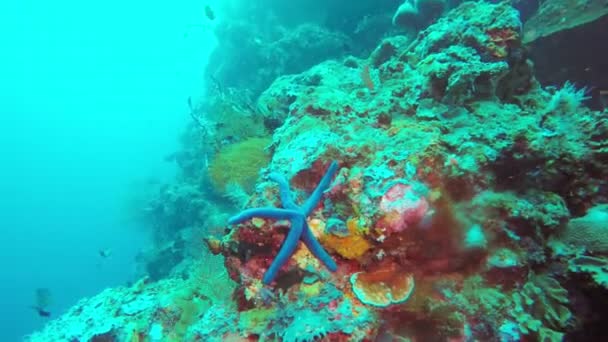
319, 218, 372, 260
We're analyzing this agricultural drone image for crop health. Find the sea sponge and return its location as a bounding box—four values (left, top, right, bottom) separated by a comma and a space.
320, 218, 372, 260
208, 137, 272, 192
376, 182, 429, 235
350, 262, 415, 307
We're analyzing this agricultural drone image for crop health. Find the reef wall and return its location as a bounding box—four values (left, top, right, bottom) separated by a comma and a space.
26, 1, 608, 341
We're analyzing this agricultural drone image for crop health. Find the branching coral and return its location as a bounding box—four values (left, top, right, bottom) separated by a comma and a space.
442, 273, 571, 341
509, 274, 571, 339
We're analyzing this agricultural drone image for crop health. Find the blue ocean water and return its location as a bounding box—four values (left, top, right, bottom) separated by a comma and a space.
0, 1, 217, 340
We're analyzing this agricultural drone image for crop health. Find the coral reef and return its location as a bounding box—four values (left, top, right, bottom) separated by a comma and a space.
26, 260, 236, 342
208, 1, 607, 340
205, 1, 402, 98
557, 204, 608, 254
27, 1, 608, 341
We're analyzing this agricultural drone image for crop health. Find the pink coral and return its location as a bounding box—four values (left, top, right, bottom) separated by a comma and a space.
377, 182, 429, 234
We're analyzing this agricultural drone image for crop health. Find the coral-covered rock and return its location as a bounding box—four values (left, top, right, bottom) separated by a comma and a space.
26, 272, 235, 342
214, 2, 605, 339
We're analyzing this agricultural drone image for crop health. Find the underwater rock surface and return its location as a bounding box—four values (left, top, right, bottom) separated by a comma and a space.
27, 1, 608, 341
523, 0, 608, 43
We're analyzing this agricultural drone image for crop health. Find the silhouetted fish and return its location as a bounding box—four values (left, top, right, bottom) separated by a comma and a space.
204, 5, 215, 21
31, 306, 51, 317
99, 248, 112, 258
32, 288, 52, 317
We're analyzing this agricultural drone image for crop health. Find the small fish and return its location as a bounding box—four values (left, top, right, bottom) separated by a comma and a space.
99, 249, 112, 258
33, 288, 52, 316
31, 306, 51, 317
204, 5, 215, 21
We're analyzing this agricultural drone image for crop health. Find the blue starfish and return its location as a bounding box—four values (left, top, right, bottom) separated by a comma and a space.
228, 160, 339, 284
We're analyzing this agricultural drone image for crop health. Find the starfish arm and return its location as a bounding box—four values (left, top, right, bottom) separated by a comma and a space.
302, 160, 339, 215
268, 172, 298, 209
262, 216, 306, 284
301, 222, 338, 272
228, 208, 301, 225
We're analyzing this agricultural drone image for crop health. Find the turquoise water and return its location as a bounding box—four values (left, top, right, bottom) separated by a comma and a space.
0, 1, 216, 340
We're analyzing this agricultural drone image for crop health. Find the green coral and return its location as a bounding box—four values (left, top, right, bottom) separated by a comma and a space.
441, 275, 511, 331
281, 307, 331, 342
569, 255, 608, 288
509, 274, 571, 338
468, 190, 569, 240
186, 305, 238, 340
443, 274, 571, 340
191, 283, 375, 341
424, 300, 467, 338
238, 308, 275, 335
510, 290, 543, 334
538, 326, 565, 342
273, 284, 375, 341
169, 286, 212, 341
559, 204, 608, 254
